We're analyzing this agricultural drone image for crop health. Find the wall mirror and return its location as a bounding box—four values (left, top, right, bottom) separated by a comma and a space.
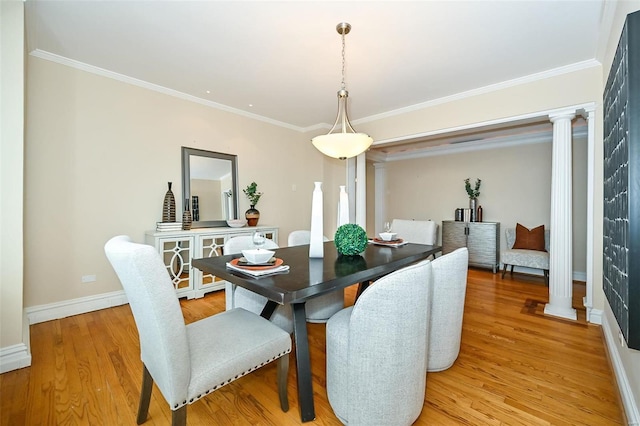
182, 147, 239, 228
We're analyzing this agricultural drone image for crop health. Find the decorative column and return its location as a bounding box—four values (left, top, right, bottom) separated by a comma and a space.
347, 157, 356, 223
544, 110, 577, 320
582, 106, 596, 322
355, 152, 367, 229
374, 162, 387, 235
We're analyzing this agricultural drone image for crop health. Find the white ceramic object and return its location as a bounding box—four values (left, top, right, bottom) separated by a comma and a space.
379, 232, 398, 241
227, 219, 247, 228
337, 185, 349, 227
309, 182, 324, 258
241, 249, 275, 264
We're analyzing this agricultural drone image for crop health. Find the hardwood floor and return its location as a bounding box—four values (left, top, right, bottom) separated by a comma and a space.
1, 269, 625, 425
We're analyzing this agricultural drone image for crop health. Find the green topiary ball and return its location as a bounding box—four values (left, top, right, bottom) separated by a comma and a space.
334, 224, 368, 255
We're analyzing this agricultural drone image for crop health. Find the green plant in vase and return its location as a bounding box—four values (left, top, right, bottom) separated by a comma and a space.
464, 178, 481, 199
464, 178, 482, 221
243, 182, 263, 226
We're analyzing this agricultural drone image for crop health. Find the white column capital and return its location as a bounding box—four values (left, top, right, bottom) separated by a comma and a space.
549, 109, 576, 123
373, 162, 386, 170
581, 105, 597, 120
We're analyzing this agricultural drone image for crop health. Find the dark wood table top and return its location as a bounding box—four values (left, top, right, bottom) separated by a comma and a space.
192, 241, 442, 304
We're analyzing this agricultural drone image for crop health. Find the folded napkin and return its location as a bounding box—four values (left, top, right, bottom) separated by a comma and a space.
226, 262, 290, 277
368, 239, 409, 248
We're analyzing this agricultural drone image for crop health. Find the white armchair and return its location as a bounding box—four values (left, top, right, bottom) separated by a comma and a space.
501, 227, 550, 285
104, 236, 291, 426
326, 259, 433, 425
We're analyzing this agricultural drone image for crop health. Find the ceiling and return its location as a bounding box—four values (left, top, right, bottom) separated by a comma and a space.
25, 1, 608, 155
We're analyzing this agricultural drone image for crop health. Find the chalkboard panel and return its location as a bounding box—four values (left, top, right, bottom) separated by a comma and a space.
603, 10, 640, 350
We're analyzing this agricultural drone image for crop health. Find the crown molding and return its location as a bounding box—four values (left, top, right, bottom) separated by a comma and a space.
372, 124, 588, 162
355, 60, 601, 126
29, 49, 306, 132
31, 49, 600, 136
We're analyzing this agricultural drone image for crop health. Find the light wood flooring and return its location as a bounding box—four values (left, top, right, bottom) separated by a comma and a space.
1, 269, 626, 425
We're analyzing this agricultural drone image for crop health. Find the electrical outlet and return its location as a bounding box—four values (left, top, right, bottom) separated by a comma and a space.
82, 274, 97, 283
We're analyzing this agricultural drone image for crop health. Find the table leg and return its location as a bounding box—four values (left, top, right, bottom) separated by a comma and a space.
260, 300, 278, 319
292, 302, 316, 422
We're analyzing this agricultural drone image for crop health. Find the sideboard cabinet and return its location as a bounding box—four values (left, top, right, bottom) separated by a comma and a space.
145, 226, 278, 299
442, 221, 500, 272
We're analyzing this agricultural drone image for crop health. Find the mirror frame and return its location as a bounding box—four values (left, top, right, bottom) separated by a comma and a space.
181, 147, 239, 228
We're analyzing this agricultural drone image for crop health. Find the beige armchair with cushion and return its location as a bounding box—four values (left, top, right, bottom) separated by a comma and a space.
501, 224, 550, 285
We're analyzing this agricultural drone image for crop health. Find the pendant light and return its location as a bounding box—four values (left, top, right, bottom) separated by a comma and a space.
311, 22, 373, 160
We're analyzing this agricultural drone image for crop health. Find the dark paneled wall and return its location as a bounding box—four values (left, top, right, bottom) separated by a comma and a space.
603, 10, 640, 350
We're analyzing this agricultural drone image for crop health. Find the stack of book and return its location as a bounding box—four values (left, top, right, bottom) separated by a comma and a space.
156, 222, 182, 232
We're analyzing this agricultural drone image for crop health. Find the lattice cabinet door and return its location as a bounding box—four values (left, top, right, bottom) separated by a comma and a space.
156, 236, 194, 297
146, 226, 279, 299
194, 234, 227, 296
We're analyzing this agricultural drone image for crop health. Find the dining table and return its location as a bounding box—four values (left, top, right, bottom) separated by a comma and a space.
192, 240, 441, 422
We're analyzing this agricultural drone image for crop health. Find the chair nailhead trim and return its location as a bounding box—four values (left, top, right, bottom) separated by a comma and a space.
172, 350, 291, 409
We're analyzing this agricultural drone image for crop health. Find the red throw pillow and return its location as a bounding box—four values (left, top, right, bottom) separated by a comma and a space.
512, 223, 546, 251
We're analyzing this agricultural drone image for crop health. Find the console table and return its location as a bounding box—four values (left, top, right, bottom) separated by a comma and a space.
442, 221, 500, 272
145, 226, 278, 299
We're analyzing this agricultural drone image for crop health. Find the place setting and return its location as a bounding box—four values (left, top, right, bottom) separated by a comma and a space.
369, 222, 408, 247
225, 231, 290, 277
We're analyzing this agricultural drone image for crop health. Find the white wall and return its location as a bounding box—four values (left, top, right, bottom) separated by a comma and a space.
374, 137, 588, 274
24, 56, 339, 308
599, 3, 640, 422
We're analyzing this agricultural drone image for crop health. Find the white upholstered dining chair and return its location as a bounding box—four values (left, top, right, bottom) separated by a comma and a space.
223, 235, 294, 333
287, 230, 345, 323
104, 236, 291, 426
428, 247, 469, 371
391, 219, 439, 259
326, 258, 433, 425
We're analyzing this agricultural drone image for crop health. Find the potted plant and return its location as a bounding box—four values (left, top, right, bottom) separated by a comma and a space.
243, 182, 263, 226
464, 178, 481, 221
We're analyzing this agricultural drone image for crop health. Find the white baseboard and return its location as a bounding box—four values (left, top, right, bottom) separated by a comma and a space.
587, 308, 603, 325
2, 292, 128, 374
602, 314, 640, 425
0, 311, 33, 373
25, 290, 128, 325
0, 343, 31, 373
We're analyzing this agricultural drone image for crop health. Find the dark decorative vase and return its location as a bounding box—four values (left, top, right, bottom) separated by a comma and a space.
163, 182, 176, 223
182, 200, 192, 230
245, 205, 260, 226
469, 197, 478, 222
191, 196, 200, 221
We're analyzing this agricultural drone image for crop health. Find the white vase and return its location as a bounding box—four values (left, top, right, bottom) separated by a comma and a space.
337, 185, 349, 227
309, 182, 324, 258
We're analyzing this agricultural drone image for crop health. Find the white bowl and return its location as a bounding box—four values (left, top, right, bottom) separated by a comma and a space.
379, 232, 398, 241
241, 249, 275, 264
227, 219, 247, 228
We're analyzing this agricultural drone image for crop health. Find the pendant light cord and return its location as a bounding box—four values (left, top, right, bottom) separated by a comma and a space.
341, 31, 346, 91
